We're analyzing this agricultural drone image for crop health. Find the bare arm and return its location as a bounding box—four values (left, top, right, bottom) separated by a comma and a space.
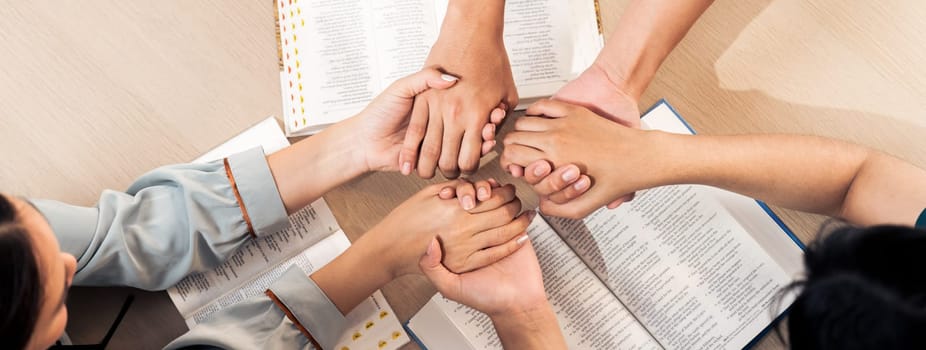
665, 134, 926, 226
505, 100, 926, 226
595, 0, 715, 100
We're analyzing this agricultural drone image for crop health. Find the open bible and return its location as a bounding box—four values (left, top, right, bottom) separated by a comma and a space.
166, 117, 409, 350
405, 101, 805, 349
275, 0, 602, 135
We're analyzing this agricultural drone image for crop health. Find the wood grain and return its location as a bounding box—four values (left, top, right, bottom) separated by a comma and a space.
1, 0, 923, 348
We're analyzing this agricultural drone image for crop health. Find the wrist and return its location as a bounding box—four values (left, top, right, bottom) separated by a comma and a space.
332, 115, 375, 174
443, 0, 505, 33
360, 223, 408, 279
489, 301, 565, 349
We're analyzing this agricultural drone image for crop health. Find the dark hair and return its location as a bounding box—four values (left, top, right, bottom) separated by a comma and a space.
784, 222, 926, 349
0, 195, 43, 349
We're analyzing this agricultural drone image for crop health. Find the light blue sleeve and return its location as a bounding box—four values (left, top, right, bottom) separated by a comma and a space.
32, 147, 290, 290
165, 266, 348, 350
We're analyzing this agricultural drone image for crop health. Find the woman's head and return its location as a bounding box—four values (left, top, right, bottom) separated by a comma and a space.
787, 223, 926, 349
0, 195, 76, 350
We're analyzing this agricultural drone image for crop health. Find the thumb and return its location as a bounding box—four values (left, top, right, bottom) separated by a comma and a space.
390, 68, 459, 99
418, 238, 462, 299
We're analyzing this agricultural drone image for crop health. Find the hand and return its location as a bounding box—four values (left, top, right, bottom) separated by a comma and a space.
369, 180, 531, 277
502, 100, 659, 218
506, 63, 640, 207
399, 5, 518, 179
553, 62, 641, 128
418, 236, 547, 318
349, 68, 458, 172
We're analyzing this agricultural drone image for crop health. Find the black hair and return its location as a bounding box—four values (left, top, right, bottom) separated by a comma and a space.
783, 222, 926, 349
0, 194, 43, 350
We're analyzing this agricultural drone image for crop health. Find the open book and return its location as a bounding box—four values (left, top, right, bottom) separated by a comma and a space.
405, 101, 806, 349
275, 0, 602, 136
166, 117, 409, 350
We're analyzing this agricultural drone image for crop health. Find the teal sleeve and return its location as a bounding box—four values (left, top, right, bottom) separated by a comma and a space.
32, 147, 290, 290
916, 208, 926, 229
165, 266, 347, 350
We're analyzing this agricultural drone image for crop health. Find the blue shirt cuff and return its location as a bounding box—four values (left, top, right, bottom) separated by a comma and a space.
227, 147, 289, 236
269, 266, 347, 350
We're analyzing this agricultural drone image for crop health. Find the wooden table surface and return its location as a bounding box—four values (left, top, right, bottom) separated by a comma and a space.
2, 0, 924, 349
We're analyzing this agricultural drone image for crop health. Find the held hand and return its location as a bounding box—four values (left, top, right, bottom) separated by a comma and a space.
501, 100, 658, 219
554, 62, 641, 128
370, 180, 531, 277
399, 22, 518, 179
350, 68, 459, 172
507, 64, 642, 208
418, 236, 548, 318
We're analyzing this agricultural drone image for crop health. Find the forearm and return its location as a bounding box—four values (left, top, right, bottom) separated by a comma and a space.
309, 228, 394, 315
267, 117, 368, 214
653, 133, 926, 226
490, 302, 566, 350
430, 0, 506, 67
596, 0, 714, 99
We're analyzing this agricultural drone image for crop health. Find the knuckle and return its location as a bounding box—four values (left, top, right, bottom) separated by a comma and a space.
421, 144, 441, 160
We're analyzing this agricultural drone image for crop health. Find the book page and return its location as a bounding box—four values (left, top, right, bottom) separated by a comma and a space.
279, 0, 600, 135
408, 217, 661, 350
167, 200, 340, 319
546, 186, 792, 349
278, 0, 440, 134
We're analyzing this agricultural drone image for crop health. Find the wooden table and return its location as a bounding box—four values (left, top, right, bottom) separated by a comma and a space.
2, 0, 924, 349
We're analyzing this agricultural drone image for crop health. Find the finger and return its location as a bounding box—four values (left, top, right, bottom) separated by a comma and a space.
438, 108, 465, 179
500, 144, 546, 170
458, 126, 484, 175
474, 179, 493, 201
478, 197, 522, 231
400, 97, 430, 175
525, 99, 574, 118
508, 164, 525, 178
512, 115, 554, 132
391, 68, 459, 98
489, 107, 506, 125
418, 238, 462, 297
469, 184, 516, 214
475, 210, 534, 248
522, 160, 552, 186
481, 122, 496, 142
530, 164, 581, 197
456, 180, 478, 211
538, 195, 600, 220
503, 130, 548, 150
606, 192, 636, 209
546, 174, 592, 204
486, 178, 500, 188
417, 102, 444, 179
481, 140, 496, 156
438, 186, 455, 200
463, 233, 529, 272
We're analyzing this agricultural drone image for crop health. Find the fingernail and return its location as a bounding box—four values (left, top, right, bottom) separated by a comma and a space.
477, 187, 488, 199
573, 177, 589, 190
527, 210, 537, 221
516, 235, 529, 245
489, 123, 496, 134
401, 162, 411, 175
533, 164, 547, 177
562, 168, 578, 182
463, 196, 475, 210
440, 74, 458, 82
486, 140, 496, 148
440, 187, 452, 197
426, 239, 435, 256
